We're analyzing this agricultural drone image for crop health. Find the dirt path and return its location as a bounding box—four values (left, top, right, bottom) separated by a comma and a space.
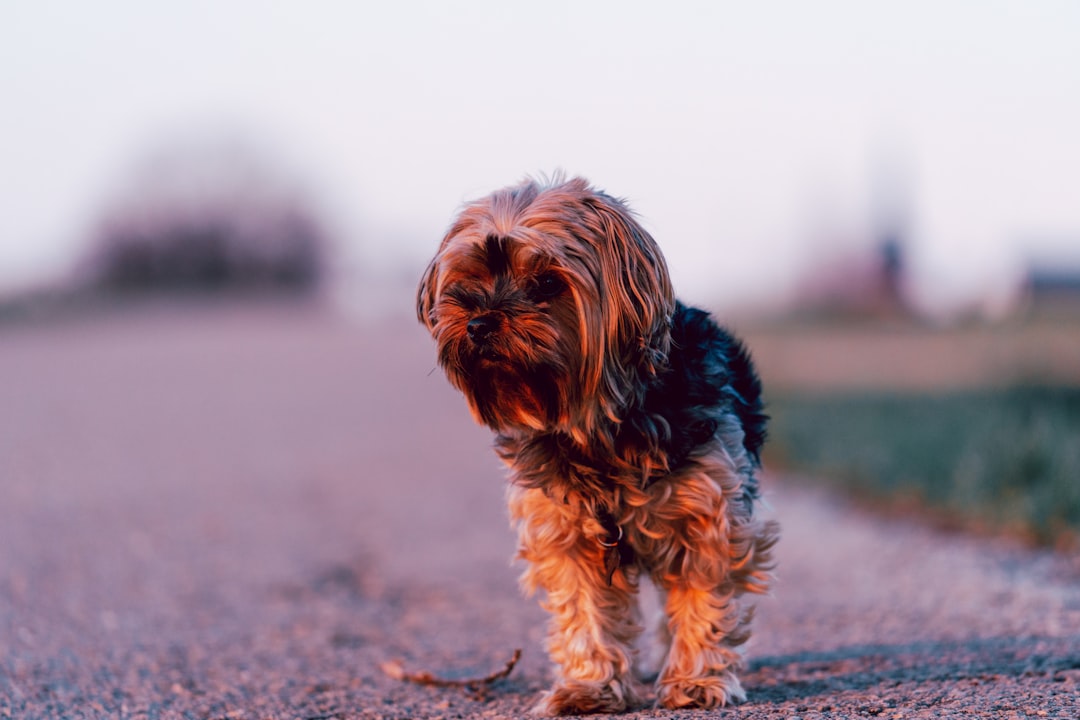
1, 303, 1077, 719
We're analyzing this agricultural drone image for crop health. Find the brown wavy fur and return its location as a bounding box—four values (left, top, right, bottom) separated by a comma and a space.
418, 176, 778, 714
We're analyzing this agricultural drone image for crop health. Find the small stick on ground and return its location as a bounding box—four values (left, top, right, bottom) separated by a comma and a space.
380, 648, 522, 699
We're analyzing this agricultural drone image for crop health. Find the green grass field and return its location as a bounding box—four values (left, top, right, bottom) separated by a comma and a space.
766, 385, 1080, 549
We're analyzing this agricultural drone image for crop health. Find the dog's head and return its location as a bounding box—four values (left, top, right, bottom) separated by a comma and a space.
418, 176, 674, 438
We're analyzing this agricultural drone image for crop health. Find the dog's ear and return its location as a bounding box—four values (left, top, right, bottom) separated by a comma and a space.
416, 252, 440, 330
583, 189, 674, 375
417, 218, 467, 330
548, 182, 676, 431
417, 204, 490, 330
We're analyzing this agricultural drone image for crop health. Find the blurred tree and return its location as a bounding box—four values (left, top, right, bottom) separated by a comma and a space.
81, 135, 329, 296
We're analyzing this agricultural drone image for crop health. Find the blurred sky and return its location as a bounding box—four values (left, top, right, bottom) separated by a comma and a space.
2, 1, 1078, 314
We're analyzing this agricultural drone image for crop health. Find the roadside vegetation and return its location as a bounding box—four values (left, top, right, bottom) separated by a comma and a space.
766, 384, 1080, 550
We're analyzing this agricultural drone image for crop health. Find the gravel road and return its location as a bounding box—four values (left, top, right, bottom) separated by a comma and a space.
1, 302, 1077, 719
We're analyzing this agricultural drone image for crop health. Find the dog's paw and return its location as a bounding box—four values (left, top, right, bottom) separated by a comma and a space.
656, 670, 746, 710
531, 679, 639, 716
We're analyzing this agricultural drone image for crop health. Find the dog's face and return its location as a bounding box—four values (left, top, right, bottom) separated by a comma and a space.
418, 177, 675, 438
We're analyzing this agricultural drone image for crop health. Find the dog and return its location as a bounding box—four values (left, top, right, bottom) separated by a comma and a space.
417, 176, 778, 714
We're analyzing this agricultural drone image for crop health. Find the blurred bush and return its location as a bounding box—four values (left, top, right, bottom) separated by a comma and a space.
767, 386, 1080, 550
80, 136, 329, 297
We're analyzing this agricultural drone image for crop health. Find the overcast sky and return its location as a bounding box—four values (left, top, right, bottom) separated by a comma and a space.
2, 1, 1078, 314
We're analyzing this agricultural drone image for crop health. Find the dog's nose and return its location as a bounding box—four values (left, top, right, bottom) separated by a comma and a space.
467, 314, 499, 344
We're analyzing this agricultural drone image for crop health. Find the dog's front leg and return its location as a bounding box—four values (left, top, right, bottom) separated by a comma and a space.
646, 470, 759, 709
508, 486, 642, 715
653, 578, 747, 709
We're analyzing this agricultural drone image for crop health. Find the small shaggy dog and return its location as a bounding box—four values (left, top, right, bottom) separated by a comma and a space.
417, 176, 778, 714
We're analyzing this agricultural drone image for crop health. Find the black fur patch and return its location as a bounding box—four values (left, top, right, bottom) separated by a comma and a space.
484, 234, 511, 278
633, 301, 768, 469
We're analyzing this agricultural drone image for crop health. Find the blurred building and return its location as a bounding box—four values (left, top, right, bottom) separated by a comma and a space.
1021, 262, 1080, 320
789, 234, 910, 322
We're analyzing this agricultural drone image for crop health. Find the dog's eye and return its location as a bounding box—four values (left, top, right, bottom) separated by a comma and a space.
530, 272, 565, 302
